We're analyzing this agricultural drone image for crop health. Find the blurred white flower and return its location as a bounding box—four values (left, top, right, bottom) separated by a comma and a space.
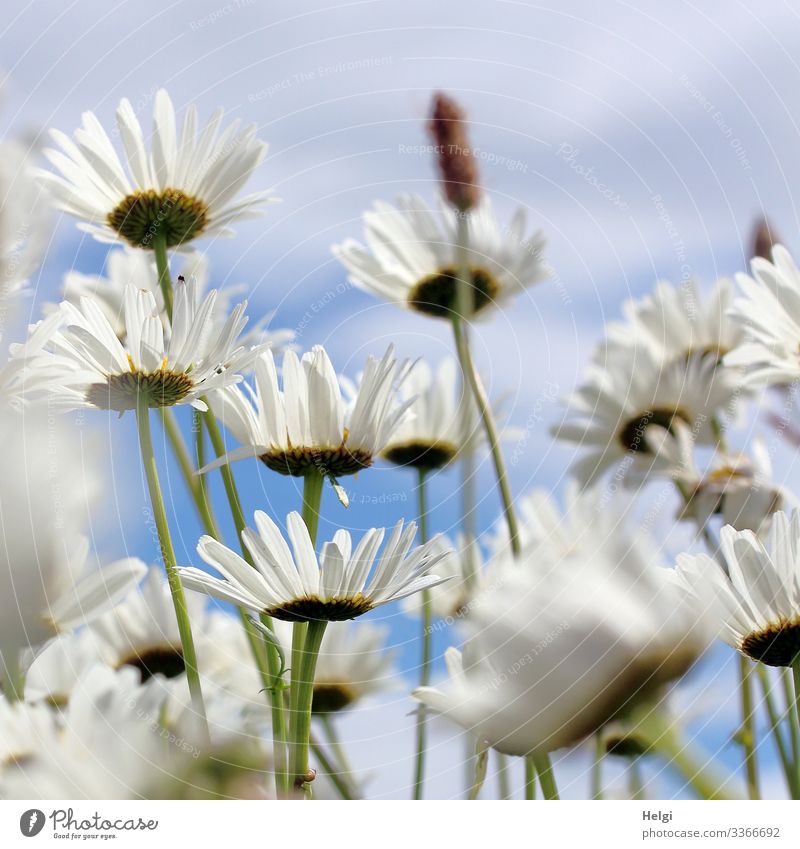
607, 278, 744, 366
676, 510, 800, 667
179, 511, 449, 622
486, 480, 665, 572
382, 357, 463, 471
554, 343, 738, 486
0, 409, 144, 671
414, 545, 710, 755
55, 247, 293, 352
726, 245, 800, 386
27, 278, 257, 412
85, 566, 209, 683
0, 139, 50, 310
332, 194, 546, 319
0, 665, 177, 799
676, 441, 788, 535
205, 345, 412, 478
273, 619, 397, 714
34, 89, 277, 249
23, 630, 102, 706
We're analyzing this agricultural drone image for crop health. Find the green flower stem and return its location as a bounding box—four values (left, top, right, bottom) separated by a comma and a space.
289, 619, 328, 795
192, 409, 212, 530
159, 413, 287, 790
591, 733, 604, 800
159, 409, 220, 539
782, 668, 800, 794
468, 740, 490, 800
496, 752, 511, 800
300, 467, 325, 544
195, 403, 289, 795
793, 660, 800, 795
320, 713, 358, 794
151, 232, 289, 793
755, 664, 797, 797
460, 405, 480, 588
288, 621, 307, 775
153, 231, 174, 321
451, 215, 520, 557
532, 751, 559, 799
286, 470, 327, 796
413, 469, 432, 800
738, 655, 761, 799
201, 407, 248, 537
636, 712, 736, 800
524, 756, 537, 800
2, 651, 24, 702
135, 394, 208, 743
674, 479, 720, 558
194, 409, 206, 468
310, 737, 355, 800
629, 756, 645, 800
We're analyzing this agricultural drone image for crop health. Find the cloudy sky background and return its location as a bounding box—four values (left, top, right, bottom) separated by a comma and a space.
3, 0, 800, 797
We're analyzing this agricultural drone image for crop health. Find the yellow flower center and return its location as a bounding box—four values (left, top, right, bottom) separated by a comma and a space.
408, 265, 500, 319
107, 188, 209, 248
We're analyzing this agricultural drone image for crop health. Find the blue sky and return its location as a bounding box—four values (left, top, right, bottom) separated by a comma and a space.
4, 0, 800, 797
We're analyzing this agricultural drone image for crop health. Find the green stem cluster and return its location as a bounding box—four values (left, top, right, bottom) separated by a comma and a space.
738, 655, 760, 799
136, 394, 209, 743
756, 665, 798, 797
152, 250, 292, 792
287, 470, 328, 796
636, 711, 735, 800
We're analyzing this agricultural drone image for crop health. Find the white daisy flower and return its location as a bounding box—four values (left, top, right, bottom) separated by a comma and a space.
487, 481, 666, 570
28, 278, 257, 412
676, 510, 800, 667
85, 566, 210, 683
25, 606, 267, 738
414, 546, 710, 755
726, 245, 800, 386
1, 313, 71, 407
83, 567, 264, 710
0, 696, 60, 771
34, 89, 277, 249
606, 278, 744, 365
55, 247, 294, 352
332, 194, 546, 320
179, 510, 449, 622
0, 665, 178, 799
554, 343, 738, 485
23, 631, 103, 706
676, 441, 788, 535
382, 357, 464, 471
205, 344, 412, 478
273, 619, 397, 713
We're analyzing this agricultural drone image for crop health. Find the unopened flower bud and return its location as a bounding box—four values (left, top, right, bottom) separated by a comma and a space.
752, 217, 779, 261
428, 92, 480, 212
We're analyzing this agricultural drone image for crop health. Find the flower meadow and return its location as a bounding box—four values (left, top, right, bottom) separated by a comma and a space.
3, 62, 800, 808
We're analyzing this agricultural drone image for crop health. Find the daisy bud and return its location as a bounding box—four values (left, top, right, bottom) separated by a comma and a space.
428, 92, 480, 212
752, 216, 779, 260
